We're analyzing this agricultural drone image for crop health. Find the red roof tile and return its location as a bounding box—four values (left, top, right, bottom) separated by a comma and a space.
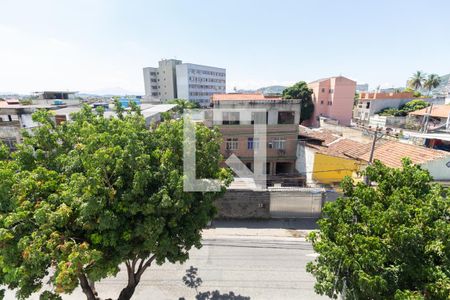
359, 141, 448, 168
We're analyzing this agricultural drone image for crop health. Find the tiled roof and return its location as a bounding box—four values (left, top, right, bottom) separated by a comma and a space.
326, 138, 372, 158
317, 138, 371, 159
298, 126, 341, 145
211, 93, 281, 101
409, 104, 450, 118
359, 141, 448, 168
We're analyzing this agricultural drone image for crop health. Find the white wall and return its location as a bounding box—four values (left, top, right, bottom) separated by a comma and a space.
296, 143, 316, 186
420, 156, 450, 181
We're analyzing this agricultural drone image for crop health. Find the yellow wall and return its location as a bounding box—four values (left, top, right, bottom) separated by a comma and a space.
312, 153, 362, 184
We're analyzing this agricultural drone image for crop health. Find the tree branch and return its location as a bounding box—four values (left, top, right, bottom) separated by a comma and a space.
135, 254, 157, 280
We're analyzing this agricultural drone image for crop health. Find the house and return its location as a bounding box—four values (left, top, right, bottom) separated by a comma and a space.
408, 105, 450, 151
409, 104, 450, 132
358, 141, 450, 182
211, 93, 303, 186
296, 126, 351, 186
353, 92, 415, 123
308, 76, 356, 127
0, 103, 54, 150
311, 138, 370, 185
32, 91, 79, 105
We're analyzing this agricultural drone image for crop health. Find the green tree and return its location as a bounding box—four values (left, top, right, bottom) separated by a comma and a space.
307, 160, 450, 299
0, 106, 231, 300
423, 74, 441, 96
167, 99, 200, 114
403, 87, 423, 98
408, 71, 426, 90
401, 99, 430, 113
282, 81, 314, 123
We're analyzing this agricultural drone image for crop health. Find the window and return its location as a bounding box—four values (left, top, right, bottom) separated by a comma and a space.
151, 79, 157, 82
366, 102, 370, 109
151, 85, 158, 89
321, 88, 325, 93
320, 100, 324, 105
271, 138, 285, 150
328, 101, 333, 106
247, 137, 260, 149
222, 112, 240, 125
278, 111, 295, 124
226, 138, 238, 150
329, 89, 334, 93
150, 72, 156, 76
251, 111, 268, 124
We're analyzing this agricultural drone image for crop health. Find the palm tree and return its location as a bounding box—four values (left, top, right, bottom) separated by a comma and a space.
423, 74, 441, 96
167, 98, 199, 114
408, 71, 426, 90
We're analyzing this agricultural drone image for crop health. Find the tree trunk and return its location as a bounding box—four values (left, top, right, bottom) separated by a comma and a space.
79, 273, 97, 300
117, 283, 138, 300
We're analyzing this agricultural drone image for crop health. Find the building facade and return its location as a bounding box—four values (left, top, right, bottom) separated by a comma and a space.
210, 93, 303, 186
176, 63, 226, 106
354, 92, 415, 122
143, 59, 226, 105
308, 76, 356, 127
143, 59, 182, 102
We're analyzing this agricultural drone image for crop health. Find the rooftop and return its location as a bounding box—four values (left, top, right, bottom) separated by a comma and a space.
359, 141, 448, 168
409, 104, 450, 118
358, 92, 414, 100
308, 75, 356, 85
323, 138, 372, 158
298, 126, 341, 145
211, 93, 282, 101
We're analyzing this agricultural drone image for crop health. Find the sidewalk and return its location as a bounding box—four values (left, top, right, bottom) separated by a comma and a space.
202, 219, 319, 240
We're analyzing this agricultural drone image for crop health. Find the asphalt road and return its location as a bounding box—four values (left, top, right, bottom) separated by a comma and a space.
4, 224, 327, 300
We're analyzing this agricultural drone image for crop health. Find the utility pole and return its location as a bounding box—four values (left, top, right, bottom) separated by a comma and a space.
365, 126, 381, 185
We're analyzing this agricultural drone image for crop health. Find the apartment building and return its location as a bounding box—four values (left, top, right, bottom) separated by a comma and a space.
211, 93, 303, 186
308, 76, 356, 127
143, 59, 226, 105
176, 63, 226, 106
143, 59, 181, 101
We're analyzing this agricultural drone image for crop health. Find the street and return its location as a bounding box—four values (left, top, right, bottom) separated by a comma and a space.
4, 221, 326, 300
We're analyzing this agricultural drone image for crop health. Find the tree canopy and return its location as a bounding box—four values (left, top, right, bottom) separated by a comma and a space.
282, 81, 314, 123
0, 106, 231, 300
167, 99, 200, 114
423, 74, 441, 95
408, 71, 426, 90
377, 99, 430, 116
307, 159, 450, 299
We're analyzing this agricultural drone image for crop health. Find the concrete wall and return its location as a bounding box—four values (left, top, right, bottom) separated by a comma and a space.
215, 188, 326, 219
215, 190, 271, 219
296, 142, 316, 186
420, 156, 450, 181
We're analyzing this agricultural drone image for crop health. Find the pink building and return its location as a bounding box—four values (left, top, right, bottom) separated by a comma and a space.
308, 76, 356, 127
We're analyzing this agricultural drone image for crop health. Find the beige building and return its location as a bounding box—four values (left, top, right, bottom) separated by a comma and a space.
211, 93, 303, 186
143, 59, 181, 101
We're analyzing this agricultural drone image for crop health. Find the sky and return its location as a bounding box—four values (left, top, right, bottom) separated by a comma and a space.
1, 0, 450, 95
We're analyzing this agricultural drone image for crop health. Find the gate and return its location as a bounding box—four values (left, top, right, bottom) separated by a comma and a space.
269, 188, 324, 218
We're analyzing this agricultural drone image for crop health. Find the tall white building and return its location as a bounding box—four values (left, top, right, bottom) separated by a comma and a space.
143, 59, 226, 106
